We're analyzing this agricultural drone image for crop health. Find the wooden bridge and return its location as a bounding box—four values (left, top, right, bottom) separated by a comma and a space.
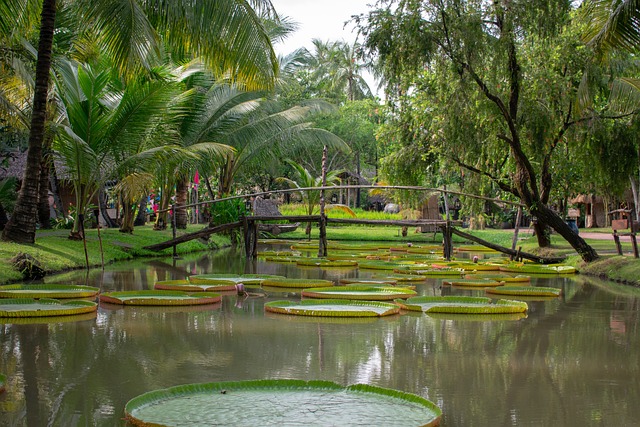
143, 210, 562, 264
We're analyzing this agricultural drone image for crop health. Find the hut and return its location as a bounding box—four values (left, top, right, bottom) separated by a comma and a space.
252, 196, 298, 235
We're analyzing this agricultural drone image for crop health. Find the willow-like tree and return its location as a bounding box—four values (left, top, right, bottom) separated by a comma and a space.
357, 0, 601, 262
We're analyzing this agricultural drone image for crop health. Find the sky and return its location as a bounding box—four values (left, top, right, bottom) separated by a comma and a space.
270, 0, 373, 56
269, 0, 379, 94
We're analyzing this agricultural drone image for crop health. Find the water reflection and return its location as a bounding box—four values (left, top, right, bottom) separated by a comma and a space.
0, 248, 639, 426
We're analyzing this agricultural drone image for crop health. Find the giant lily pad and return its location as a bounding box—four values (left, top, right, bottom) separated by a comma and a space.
499, 263, 576, 275
394, 267, 464, 277
0, 311, 97, 324
296, 258, 358, 268
265, 299, 400, 317
464, 273, 530, 283
261, 278, 334, 289
189, 274, 285, 285
124, 379, 441, 427
485, 286, 562, 297
442, 279, 503, 287
154, 279, 237, 292
0, 284, 99, 299
99, 291, 221, 306
340, 278, 398, 285
396, 296, 528, 314
301, 286, 417, 301
0, 298, 97, 318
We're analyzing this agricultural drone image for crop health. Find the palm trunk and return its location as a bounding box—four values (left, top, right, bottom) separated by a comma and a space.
2, 0, 56, 243
38, 146, 52, 229
119, 201, 136, 233
175, 177, 189, 229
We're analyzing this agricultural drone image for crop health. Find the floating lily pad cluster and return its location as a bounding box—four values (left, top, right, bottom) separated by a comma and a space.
0, 284, 100, 320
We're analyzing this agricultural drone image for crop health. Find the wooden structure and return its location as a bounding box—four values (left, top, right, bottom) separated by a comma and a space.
610, 209, 639, 258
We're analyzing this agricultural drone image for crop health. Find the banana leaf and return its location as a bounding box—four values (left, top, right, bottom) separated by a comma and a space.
98, 291, 221, 306
124, 379, 442, 427
265, 299, 400, 317
0, 298, 97, 318
301, 286, 417, 301
0, 284, 100, 299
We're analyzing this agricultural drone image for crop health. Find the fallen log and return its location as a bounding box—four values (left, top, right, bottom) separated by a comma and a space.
143, 222, 243, 252
450, 227, 566, 264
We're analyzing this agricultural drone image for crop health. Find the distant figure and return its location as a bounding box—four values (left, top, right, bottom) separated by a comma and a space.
472, 256, 479, 263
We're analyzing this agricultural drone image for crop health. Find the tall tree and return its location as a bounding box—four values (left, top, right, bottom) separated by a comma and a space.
2, 0, 280, 243
357, 0, 601, 262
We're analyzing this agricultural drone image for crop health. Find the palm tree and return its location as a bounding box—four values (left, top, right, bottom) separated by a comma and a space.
276, 159, 354, 237
2, 0, 280, 243
309, 39, 373, 103
54, 60, 180, 238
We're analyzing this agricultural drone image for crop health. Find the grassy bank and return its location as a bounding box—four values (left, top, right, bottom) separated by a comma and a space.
2, 220, 639, 288
0, 225, 230, 285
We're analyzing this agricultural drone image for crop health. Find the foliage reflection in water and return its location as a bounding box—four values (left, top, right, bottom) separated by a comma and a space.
0, 247, 638, 426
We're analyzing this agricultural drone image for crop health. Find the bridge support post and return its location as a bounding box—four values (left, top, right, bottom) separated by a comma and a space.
442, 221, 453, 261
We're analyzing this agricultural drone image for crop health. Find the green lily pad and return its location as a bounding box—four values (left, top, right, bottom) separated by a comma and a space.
0, 298, 97, 318
0, 284, 100, 299
499, 264, 576, 275
265, 299, 400, 317
261, 278, 334, 289
464, 273, 530, 283
442, 279, 503, 287
124, 379, 442, 427
296, 258, 358, 267
393, 267, 464, 277
155, 280, 237, 292
99, 291, 221, 306
301, 286, 417, 301
372, 274, 428, 283
189, 274, 286, 285
357, 261, 403, 270
396, 296, 528, 314
0, 311, 97, 324
485, 285, 562, 297
339, 278, 398, 285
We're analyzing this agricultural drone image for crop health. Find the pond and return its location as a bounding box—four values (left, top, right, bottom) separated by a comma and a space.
1, 245, 639, 426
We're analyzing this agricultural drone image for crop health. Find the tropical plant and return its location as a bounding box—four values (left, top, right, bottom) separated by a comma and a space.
276, 159, 354, 237
53, 60, 179, 238
2, 0, 280, 243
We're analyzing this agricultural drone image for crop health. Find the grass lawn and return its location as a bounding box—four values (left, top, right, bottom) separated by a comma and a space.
2, 216, 639, 287
0, 224, 230, 285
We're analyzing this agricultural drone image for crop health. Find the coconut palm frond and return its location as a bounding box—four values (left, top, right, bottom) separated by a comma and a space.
114, 172, 155, 202
581, 0, 640, 54
326, 204, 357, 217
609, 77, 640, 113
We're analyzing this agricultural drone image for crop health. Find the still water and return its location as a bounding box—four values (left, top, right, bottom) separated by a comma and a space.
1, 245, 639, 426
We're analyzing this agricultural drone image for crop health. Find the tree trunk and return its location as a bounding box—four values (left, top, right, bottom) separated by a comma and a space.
119, 201, 136, 233
175, 177, 189, 229
134, 197, 146, 226
38, 147, 52, 229
98, 188, 116, 228
532, 203, 599, 262
2, 0, 56, 243
0, 203, 8, 230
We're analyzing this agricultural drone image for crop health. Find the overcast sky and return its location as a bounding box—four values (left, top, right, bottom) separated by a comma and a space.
269, 0, 379, 95
270, 0, 373, 56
